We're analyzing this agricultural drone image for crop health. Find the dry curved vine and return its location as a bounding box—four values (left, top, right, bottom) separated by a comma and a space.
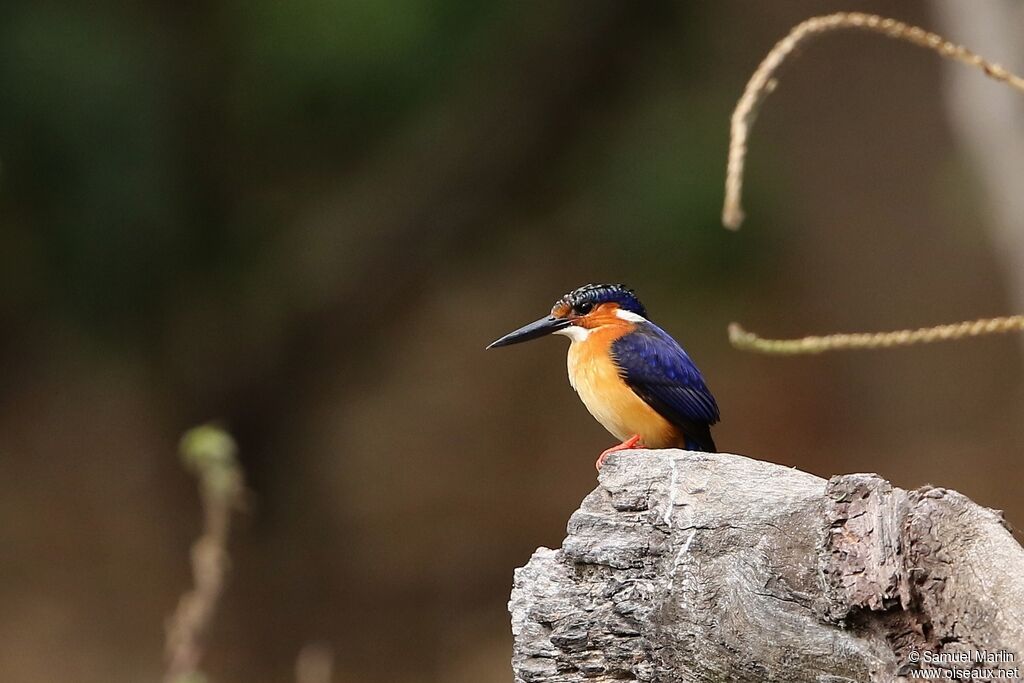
723, 12, 1024, 354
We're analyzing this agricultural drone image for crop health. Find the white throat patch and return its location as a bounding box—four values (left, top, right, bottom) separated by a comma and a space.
554, 325, 590, 342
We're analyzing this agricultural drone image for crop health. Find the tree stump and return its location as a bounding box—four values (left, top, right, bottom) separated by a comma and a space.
510, 450, 1024, 682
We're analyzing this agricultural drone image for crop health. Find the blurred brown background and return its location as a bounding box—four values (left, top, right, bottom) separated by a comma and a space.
1, 1, 1022, 681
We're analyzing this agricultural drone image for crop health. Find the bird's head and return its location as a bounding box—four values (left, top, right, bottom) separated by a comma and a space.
487, 283, 647, 349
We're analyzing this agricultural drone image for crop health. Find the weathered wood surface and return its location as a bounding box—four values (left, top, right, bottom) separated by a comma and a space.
510, 450, 1024, 682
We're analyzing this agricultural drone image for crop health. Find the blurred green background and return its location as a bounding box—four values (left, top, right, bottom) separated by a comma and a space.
1, 1, 1022, 681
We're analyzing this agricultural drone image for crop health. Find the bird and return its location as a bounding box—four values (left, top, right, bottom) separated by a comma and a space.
487, 283, 719, 469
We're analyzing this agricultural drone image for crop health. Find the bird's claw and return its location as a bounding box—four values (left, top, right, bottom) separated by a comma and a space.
595, 434, 643, 470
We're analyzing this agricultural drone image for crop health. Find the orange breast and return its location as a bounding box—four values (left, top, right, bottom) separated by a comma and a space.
566, 327, 683, 448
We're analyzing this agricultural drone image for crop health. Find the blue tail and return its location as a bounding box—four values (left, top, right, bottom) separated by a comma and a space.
684, 426, 717, 453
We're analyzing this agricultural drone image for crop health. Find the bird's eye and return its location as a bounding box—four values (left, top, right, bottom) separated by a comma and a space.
574, 302, 594, 315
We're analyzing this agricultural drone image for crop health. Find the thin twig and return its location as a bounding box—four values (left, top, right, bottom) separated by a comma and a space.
722, 12, 1024, 355
164, 424, 245, 683
723, 11, 1024, 230
729, 315, 1024, 355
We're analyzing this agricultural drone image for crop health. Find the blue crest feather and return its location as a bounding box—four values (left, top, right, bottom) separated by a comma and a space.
557, 283, 646, 317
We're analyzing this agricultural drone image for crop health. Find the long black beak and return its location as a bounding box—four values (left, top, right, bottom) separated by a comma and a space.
486, 316, 570, 349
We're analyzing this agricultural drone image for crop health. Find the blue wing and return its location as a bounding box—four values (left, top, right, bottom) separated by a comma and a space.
611, 323, 720, 438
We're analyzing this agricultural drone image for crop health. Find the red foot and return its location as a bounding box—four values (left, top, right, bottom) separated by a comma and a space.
595, 434, 643, 471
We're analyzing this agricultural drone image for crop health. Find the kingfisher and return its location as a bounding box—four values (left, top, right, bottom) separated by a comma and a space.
487, 283, 719, 469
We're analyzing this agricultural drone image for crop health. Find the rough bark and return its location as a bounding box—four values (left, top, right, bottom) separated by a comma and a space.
510, 450, 1024, 682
